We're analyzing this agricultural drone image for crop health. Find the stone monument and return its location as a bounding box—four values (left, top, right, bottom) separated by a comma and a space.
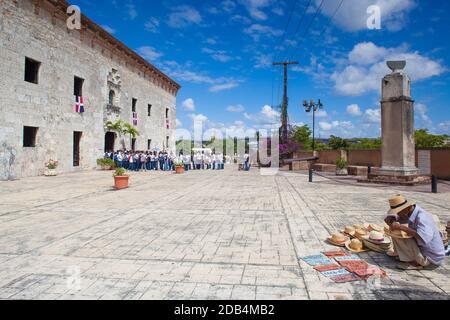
360, 61, 430, 185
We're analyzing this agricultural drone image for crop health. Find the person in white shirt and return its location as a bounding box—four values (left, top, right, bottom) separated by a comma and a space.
184, 154, 191, 171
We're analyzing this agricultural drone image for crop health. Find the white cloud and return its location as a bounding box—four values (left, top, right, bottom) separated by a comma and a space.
182, 98, 195, 111
188, 113, 208, 123
347, 104, 362, 116
317, 0, 416, 32
209, 82, 240, 92
254, 53, 272, 69
239, 0, 274, 20
415, 103, 432, 127
315, 110, 328, 118
137, 46, 163, 61
244, 105, 280, 126
144, 17, 160, 33
226, 104, 245, 112
243, 24, 282, 41
202, 48, 234, 63
364, 108, 381, 123
319, 121, 333, 131
176, 119, 183, 127
168, 6, 202, 28
125, 1, 137, 20
101, 25, 116, 34
332, 42, 445, 96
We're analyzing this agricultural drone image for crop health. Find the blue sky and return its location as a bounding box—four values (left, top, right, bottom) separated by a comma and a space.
72, 0, 450, 138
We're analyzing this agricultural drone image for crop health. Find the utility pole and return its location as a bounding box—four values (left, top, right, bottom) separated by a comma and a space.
273, 61, 299, 145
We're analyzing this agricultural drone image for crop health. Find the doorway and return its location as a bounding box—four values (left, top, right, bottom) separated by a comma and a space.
73, 131, 82, 167
105, 132, 115, 152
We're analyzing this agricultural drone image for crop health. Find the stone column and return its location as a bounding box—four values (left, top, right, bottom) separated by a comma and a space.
379, 61, 419, 177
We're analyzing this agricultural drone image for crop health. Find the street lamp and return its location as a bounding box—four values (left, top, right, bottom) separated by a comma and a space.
303, 99, 323, 153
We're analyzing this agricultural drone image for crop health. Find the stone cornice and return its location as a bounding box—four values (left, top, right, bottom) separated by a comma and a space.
33, 0, 181, 96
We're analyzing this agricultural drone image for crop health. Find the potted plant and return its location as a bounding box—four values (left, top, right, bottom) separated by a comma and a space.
113, 167, 129, 190
97, 158, 116, 170
335, 157, 348, 176
174, 160, 185, 174
44, 160, 59, 176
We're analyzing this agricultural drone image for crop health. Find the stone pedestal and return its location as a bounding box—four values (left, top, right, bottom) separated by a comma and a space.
359, 61, 429, 186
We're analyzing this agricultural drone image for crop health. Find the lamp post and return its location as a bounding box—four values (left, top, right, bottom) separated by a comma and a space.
303, 99, 323, 153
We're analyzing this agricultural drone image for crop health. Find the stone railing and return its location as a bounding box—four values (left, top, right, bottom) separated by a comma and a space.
106, 104, 121, 114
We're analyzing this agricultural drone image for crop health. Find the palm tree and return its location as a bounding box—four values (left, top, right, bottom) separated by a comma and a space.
105, 119, 125, 149
123, 122, 140, 151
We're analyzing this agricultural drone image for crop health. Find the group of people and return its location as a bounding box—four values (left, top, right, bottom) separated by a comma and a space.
103, 150, 225, 172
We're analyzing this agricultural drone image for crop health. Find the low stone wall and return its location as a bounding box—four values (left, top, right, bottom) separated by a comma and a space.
295, 148, 450, 180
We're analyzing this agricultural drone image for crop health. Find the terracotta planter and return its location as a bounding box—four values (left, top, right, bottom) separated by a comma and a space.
114, 175, 129, 190
175, 166, 185, 174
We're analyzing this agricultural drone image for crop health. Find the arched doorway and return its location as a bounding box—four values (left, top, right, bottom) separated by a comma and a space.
105, 132, 115, 152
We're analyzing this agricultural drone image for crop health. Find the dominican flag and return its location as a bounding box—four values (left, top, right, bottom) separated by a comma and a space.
75, 96, 85, 113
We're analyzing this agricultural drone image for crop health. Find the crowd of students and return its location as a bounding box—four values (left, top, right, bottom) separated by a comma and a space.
103, 150, 225, 172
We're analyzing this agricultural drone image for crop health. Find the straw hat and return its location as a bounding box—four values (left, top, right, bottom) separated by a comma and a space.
341, 226, 356, 237
384, 225, 412, 239
367, 223, 384, 233
364, 231, 391, 245
327, 233, 349, 247
353, 224, 364, 230
345, 239, 367, 253
354, 228, 368, 239
387, 195, 416, 215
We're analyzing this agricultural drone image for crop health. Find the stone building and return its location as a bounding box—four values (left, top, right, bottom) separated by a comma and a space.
0, 0, 180, 180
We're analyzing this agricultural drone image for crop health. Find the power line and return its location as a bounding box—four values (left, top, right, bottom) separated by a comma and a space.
285, 0, 325, 61
280, 0, 313, 60
317, 0, 344, 39
273, 0, 300, 62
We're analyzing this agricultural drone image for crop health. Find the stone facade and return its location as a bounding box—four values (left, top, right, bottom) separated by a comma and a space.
0, 0, 180, 180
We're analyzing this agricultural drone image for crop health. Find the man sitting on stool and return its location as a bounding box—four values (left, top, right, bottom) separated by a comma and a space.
385, 195, 445, 270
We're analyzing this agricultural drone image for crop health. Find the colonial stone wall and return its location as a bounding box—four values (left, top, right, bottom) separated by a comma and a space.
0, 0, 178, 180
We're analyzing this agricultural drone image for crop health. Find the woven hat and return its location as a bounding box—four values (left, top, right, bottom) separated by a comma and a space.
354, 228, 368, 239
364, 231, 391, 245
367, 224, 384, 233
327, 233, 349, 247
341, 226, 356, 237
387, 195, 416, 215
384, 225, 412, 239
353, 224, 364, 230
345, 239, 367, 253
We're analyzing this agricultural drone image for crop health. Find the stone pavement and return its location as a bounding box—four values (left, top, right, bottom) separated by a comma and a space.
0, 166, 449, 300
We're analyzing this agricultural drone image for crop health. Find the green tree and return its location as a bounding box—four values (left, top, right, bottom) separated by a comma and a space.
292, 125, 312, 147
328, 135, 350, 150
123, 122, 140, 150
415, 129, 446, 148
105, 119, 125, 149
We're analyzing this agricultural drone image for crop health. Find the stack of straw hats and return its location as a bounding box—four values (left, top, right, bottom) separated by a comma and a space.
361, 231, 392, 253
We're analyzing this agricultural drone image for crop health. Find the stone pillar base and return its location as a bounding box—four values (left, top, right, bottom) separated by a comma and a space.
358, 173, 431, 186
378, 166, 419, 177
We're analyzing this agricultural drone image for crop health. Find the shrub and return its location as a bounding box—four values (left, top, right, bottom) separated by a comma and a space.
173, 159, 184, 168
97, 158, 116, 168
45, 159, 58, 170
335, 157, 348, 169
113, 167, 127, 177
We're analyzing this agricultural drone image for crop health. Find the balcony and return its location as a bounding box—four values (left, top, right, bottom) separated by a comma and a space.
106, 104, 121, 114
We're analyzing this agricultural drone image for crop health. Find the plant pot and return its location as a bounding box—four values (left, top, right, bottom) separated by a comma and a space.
336, 168, 348, 176
175, 166, 185, 174
44, 169, 58, 176
114, 175, 129, 190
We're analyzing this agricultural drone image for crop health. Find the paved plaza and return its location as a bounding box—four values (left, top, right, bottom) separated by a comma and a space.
0, 166, 449, 300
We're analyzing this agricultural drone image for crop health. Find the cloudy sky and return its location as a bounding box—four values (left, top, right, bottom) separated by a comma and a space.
73, 0, 450, 138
